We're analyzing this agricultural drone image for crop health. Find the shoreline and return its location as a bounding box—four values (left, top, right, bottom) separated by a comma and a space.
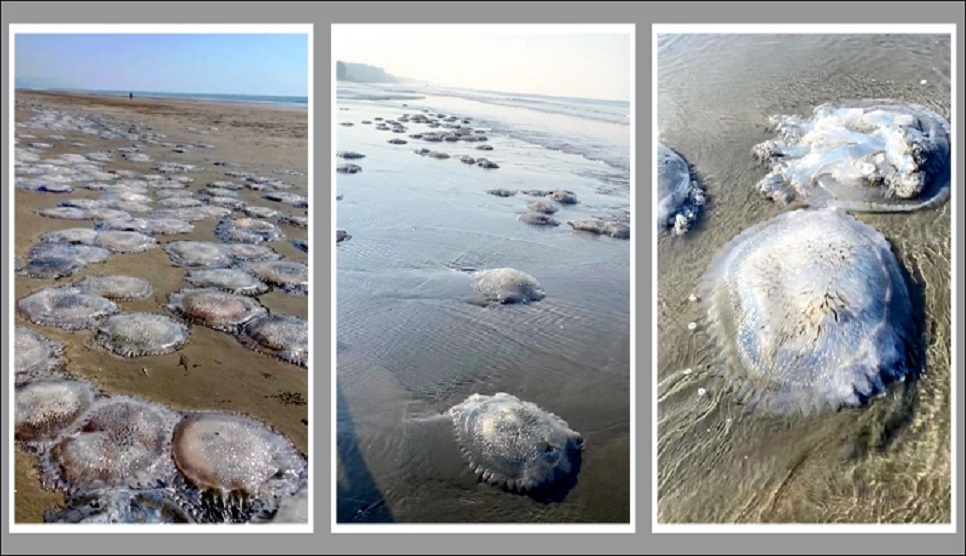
335, 92, 630, 523
15, 89, 309, 113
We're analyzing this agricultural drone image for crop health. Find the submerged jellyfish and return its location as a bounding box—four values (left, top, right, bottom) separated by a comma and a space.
657, 142, 705, 235
519, 212, 559, 227
471, 268, 545, 304
527, 200, 559, 214
567, 218, 631, 239
448, 393, 584, 493
752, 101, 951, 212
698, 207, 915, 415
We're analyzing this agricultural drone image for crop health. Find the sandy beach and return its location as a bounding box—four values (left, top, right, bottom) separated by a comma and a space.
12, 91, 309, 523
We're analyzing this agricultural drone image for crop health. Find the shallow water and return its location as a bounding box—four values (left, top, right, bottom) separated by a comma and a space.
336, 86, 631, 523
656, 34, 951, 523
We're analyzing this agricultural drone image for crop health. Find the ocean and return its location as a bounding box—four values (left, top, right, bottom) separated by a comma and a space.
21, 88, 309, 108
335, 83, 631, 524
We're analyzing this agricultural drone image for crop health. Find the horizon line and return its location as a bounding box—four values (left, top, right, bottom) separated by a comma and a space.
335, 59, 629, 104
337, 78, 630, 105
15, 86, 308, 99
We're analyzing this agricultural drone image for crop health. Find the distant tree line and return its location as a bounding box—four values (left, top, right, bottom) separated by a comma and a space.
335, 61, 397, 83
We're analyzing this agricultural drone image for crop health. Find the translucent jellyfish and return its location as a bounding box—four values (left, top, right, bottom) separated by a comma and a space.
95, 230, 158, 253
35, 206, 91, 221
244, 206, 280, 220
519, 212, 560, 227
244, 260, 308, 296
15, 327, 67, 384
527, 200, 560, 214
37, 228, 100, 245
471, 268, 545, 304
41, 397, 182, 492
17, 287, 119, 330
448, 393, 584, 493
28, 242, 112, 266
236, 314, 308, 368
74, 275, 153, 301
752, 101, 951, 212
214, 217, 283, 244
698, 207, 915, 415
657, 142, 705, 235
163, 241, 233, 269
171, 412, 307, 499
166, 289, 268, 333
44, 487, 194, 524
184, 269, 269, 297
226, 243, 282, 264
567, 218, 631, 239
16, 379, 99, 446
93, 313, 190, 358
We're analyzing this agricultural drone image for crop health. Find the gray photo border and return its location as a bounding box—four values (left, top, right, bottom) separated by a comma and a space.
2, 2, 964, 555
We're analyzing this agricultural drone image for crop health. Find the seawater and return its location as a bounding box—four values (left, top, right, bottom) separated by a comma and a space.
335, 83, 631, 524
656, 33, 952, 524
33, 88, 309, 108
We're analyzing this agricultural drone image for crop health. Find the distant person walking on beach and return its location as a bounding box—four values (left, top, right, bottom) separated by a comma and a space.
129, 92, 133, 100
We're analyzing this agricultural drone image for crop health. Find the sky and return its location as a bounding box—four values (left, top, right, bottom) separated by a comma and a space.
15, 34, 309, 97
333, 27, 632, 102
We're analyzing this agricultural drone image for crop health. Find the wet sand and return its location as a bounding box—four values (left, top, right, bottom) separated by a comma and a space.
336, 92, 630, 523
12, 91, 308, 523
656, 35, 951, 524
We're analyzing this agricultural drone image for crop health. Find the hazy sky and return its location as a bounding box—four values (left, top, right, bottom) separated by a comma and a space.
15, 34, 309, 97
334, 28, 632, 101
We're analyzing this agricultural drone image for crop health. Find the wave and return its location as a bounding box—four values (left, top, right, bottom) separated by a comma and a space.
466, 94, 629, 125
339, 83, 629, 125
450, 110, 630, 176
399, 86, 629, 125
337, 82, 630, 180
